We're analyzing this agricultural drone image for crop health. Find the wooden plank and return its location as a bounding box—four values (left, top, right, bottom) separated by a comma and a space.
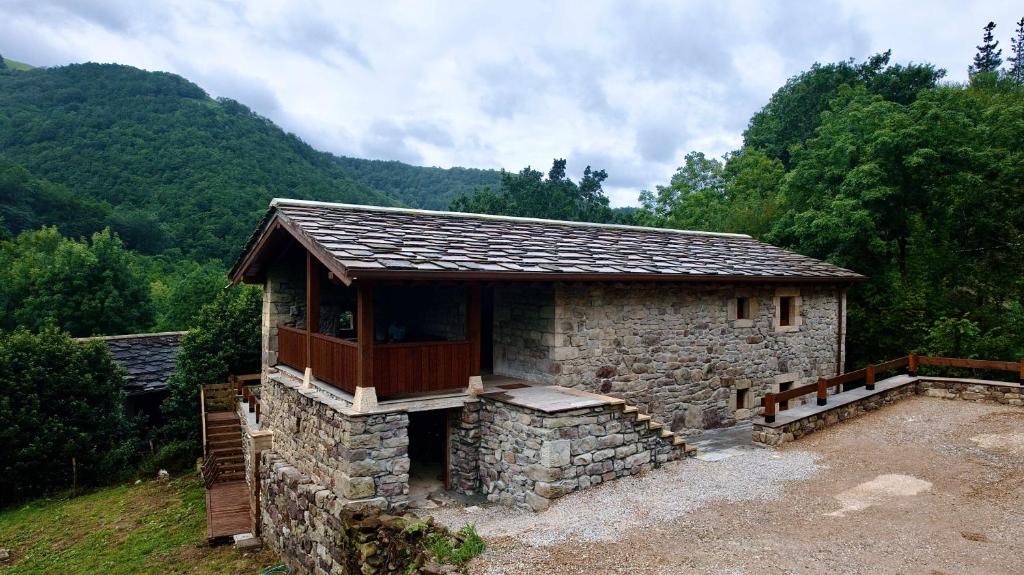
206, 480, 252, 540
357, 282, 375, 389
306, 252, 320, 367
918, 356, 1019, 372
468, 283, 481, 377
874, 356, 909, 374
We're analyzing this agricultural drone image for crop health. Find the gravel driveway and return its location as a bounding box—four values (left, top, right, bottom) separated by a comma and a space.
431, 397, 1024, 574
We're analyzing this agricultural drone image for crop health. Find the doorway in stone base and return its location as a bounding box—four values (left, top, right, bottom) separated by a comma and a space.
407, 409, 449, 510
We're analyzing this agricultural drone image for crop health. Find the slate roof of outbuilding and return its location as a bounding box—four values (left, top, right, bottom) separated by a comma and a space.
79, 332, 185, 395
231, 199, 863, 283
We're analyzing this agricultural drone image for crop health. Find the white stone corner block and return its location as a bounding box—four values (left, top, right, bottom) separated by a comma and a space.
302, 367, 313, 389
467, 375, 484, 396
352, 386, 379, 413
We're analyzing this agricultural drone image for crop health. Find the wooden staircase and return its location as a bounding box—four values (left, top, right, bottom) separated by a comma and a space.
201, 381, 252, 542
622, 404, 698, 458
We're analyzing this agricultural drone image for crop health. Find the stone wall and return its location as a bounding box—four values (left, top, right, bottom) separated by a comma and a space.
492, 284, 557, 383
918, 378, 1024, 405
260, 452, 453, 575
261, 373, 410, 509
263, 261, 306, 367
554, 282, 843, 434
753, 382, 918, 446
753, 378, 1024, 446
477, 397, 682, 511
448, 403, 481, 495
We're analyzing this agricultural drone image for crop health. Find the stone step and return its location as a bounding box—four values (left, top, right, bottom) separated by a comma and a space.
622, 405, 638, 414
635, 413, 651, 422
647, 420, 663, 431
684, 444, 698, 455
672, 436, 687, 446
660, 428, 674, 438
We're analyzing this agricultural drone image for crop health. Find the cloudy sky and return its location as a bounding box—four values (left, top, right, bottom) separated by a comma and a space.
2, 1, 1021, 206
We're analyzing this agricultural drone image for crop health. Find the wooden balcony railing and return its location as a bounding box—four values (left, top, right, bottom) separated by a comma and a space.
310, 332, 358, 394
277, 325, 306, 370
276, 324, 470, 398
374, 340, 471, 396
762, 353, 1024, 423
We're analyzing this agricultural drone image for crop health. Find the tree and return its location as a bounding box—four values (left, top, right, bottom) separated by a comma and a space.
159, 285, 262, 463
0, 54, 6, 70
0, 227, 154, 336
969, 21, 1003, 76
0, 328, 138, 503
450, 159, 615, 223
744, 51, 944, 167
1008, 17, 1024, 84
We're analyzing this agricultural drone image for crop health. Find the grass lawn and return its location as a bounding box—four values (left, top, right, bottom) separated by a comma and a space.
0, 475, 281, 575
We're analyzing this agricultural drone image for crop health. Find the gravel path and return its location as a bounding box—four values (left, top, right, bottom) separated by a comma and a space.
430, 448, 820, 546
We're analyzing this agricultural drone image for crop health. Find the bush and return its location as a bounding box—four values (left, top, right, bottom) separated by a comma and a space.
0, 328, 139, 504
159, 285, 261, 458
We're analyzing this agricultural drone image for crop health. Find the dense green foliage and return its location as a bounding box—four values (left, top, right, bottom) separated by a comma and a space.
639, 51, 1024, 367
333, 156, 499, 210
450, 158, 626, 223
0, 227, 154, 337
0, 329, 138, 504
160, 285, 262, 460
0, 63, 499, 263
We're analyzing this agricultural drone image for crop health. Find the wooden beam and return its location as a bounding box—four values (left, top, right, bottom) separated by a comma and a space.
306, 252, 321, 368
468, 283, 482, 377
357, 282, 375, 388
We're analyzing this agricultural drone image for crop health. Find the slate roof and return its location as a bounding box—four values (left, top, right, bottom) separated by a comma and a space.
232, 199, 863, 283
80, 332, 185, 395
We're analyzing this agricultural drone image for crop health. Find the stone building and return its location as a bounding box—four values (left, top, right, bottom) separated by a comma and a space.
229, 199, 861, 556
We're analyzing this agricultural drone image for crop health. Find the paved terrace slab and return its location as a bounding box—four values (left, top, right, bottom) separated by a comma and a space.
479, 385, 625, 414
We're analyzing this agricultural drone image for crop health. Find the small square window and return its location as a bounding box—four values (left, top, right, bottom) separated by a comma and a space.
779, 296, 795, 327
736, 388, 749, 410
736, 297, 750, 320
778, 381, 792, 411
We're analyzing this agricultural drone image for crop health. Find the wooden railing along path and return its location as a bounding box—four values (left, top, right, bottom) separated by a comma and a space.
763, 353, 1024, 423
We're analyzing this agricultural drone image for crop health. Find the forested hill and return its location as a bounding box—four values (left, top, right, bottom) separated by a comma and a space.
0, 63, 499, 262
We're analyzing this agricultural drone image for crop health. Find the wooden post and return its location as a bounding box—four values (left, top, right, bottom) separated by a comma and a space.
357, 282, 375, 389
306, 252, 321, 370
763, 393, 776, 423
865, 364, 876, 390
816, 378, 828, 406
1019, 358, 1023, 385
908, 352, 918, 376
468, 283, 482, 377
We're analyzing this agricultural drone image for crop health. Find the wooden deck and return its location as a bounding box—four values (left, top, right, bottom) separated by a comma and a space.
206, 480, 251, 541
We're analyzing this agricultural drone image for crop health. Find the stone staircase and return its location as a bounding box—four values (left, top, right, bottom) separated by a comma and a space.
621, 403, 699, 460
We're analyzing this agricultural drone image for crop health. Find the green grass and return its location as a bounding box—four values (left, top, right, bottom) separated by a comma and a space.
0, 476, 280, 575
427, 524, 486, 567
3, 59, 33, 71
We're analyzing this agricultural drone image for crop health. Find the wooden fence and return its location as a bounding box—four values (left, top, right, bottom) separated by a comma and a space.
762, 353, 1024, 423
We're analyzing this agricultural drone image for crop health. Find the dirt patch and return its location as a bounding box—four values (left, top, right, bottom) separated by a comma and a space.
970, 432, 1024, 454
827, 473, 932, 517
459, 397, 1024, 574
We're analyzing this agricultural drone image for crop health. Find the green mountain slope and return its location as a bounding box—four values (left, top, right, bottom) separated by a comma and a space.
332, 157, 500, 210
0, 63, 498, 261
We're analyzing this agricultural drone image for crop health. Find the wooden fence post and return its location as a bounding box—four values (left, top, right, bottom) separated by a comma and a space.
865, 364, 876, 390
908, 353, 918, 376
763, 393, 776, 423
1019, 358, 1023, 385
816, 378, 828, 406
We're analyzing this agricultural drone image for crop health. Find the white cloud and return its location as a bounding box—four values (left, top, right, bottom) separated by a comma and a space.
1, 0, 1021, 207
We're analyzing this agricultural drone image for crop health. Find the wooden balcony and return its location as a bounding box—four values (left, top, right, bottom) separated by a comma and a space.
277, 324, 470, 398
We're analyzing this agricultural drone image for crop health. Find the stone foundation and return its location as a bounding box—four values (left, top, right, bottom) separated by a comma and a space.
753, 377, 1024, 446
477, 396, 683, 511
260, 452, 452, 575
261, 372, 410, 509
448, 403, 481, 495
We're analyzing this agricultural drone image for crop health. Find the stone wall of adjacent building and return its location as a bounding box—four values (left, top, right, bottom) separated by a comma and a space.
477, 397, 683, 511
448, 403, 481, 495
753, 378, 1024, 446
263, 262, 306, 367
261, 373, 410, 509
492, 284, 558, 384
260, 452, 453, 575
553, 282, 843, 434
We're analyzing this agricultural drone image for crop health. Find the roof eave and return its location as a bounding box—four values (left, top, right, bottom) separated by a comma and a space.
346, 269, 867, 284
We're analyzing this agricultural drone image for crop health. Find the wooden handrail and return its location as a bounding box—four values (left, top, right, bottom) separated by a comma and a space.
761, 353, 1022, 423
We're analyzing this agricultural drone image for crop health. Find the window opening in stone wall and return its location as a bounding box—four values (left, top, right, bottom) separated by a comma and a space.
736, 297, 750, 320
778, 381, 792, 410
736, 387, 748, 410
779, 296, 794, 327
